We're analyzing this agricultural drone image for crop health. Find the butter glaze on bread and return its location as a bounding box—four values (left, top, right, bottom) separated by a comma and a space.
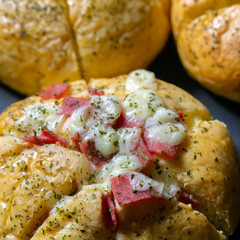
0, 71, 239, 239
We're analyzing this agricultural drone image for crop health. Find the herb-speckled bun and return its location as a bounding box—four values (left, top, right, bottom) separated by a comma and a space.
171, 0, 240, 102
0, 0, 170, 96
0, 70, 239, 239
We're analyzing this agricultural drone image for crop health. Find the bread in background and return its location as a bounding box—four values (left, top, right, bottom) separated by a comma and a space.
0, 0, 170, 95
171, 0, 240, 102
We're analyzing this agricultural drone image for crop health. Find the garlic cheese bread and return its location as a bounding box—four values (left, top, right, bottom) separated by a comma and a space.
0, 70, 239, 239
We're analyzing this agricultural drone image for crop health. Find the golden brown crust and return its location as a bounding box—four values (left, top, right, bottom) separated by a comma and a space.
0, 0, 81, 96
171, 1, 240, 102
146, 120, 240, 235
0, 139, 92, 238
69, 0, 170, 79
32, 189, 112, 239
171, 0, 239, 39
0, 74, 239, 239
0, 0, 170, 95
117, 202, 225, 240
32, 192, 225, 240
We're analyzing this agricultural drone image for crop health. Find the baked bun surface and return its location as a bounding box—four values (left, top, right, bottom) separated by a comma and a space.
0, 0, 170, 96
0, 70, 239, 239
171, 0, 240, 102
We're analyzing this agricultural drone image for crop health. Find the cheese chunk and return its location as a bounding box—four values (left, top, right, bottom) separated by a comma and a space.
117, 128, 141, 155
15, 103, 65, 136
62, 95, 122, 141
98, 155, 141, 182
83, 125, 119, 157
123, 89, 163, 125
125, 69, 158, 91
130, 171, 164, 193
145, 107, 186, 146
63, 105, 91, 136
146, 123, 186, 146
129, 171, 180, 200
145, 107, 179, 126
90, 95, 121, 125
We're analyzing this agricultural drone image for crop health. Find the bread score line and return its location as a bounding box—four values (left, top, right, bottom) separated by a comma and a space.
0, 0, 170, 96
0, 70, 239, 239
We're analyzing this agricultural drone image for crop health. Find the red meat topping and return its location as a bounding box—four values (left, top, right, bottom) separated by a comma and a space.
38, 83, 71, 99
102, 192, 119, 231
88, 87, 105, 96
111, 174, 165, 206
23, 127, 68, 148
57, 96, 90, 116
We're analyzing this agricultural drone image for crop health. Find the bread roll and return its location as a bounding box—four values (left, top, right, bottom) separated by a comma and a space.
0, 70, 239, 239
0, 0, 170, 95
171, 0, 240, 102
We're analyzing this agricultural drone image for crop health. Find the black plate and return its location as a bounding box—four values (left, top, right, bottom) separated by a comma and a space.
0, 35, 239, 239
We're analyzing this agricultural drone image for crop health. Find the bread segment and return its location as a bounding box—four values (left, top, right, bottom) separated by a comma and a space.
0, 139, 92, 239
0, 0, 81, 96
146, 120, 240, 235
67, 0, 170, 79
0, 0, 171, 95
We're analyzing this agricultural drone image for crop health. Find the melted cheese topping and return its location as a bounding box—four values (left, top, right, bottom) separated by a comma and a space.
99, 155, 141, 182
83, 125, 119, 157
145, 107, 186, 146
85, 161, 180, 201
117, 128, 141, 155
146, 123, 186, 145
62, 95, 121, 138
129, 170, 180, 200
130, 171, 164, 192
62, 105, 91, 136
14, 86, 186, 162
15, 102, 66, 136
90, 95, 121, 125
83, 155, 142, 193
125, 69, 158, 91
145, 107, 178, 126
14, 88, 186, 163
123, 89, 163, 125
14, 80, 185, 202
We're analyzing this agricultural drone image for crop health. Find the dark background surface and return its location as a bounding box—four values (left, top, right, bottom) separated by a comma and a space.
0, 35, 239, 239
